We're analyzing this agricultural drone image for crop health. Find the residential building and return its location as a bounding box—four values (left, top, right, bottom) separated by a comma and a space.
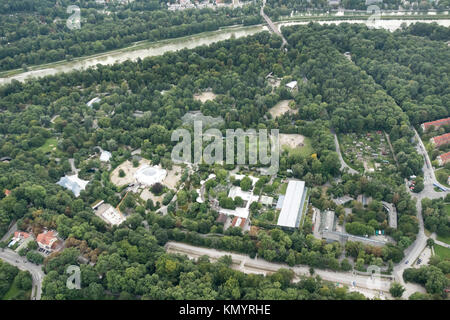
37, 230, 59, 252
13, 231, 31, 241
421, 117, 450, 131
437, 151, 450, 166
430, 133, 450, 148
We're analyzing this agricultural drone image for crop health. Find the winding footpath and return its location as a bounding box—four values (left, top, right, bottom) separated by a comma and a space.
332, 130, 359, 175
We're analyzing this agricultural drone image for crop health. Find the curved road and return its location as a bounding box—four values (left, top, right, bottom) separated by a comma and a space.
392, 128, 448, 293
166, 241, 393, 297
260, 0, 288, 48
332, 131, 359, 175
413, 128, 448, 192
0, 248, 44, 300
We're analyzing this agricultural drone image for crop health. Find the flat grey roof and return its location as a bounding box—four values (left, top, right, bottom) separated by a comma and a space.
277, 180, 306, 228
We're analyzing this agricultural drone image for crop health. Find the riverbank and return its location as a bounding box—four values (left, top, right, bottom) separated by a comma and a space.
1, 16, 449, 85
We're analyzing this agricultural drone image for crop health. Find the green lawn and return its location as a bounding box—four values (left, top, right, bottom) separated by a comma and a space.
36, 137, 58, 154
279, 183, 288, 195
284, 137, 314, 158
445, 204, 450, 217
1, 277, 31, 300
434, 244, 450, 261
435, 168, 450, 188
437, 234, 450, 245
297, 137, 314, 157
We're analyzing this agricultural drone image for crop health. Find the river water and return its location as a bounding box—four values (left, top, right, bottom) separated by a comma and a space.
0, 19, 449, 85
277, 19, 450, 32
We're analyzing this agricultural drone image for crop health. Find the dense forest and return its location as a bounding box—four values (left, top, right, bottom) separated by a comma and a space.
0, 22, 448, 299
0, 260, 32, 300
421, 198, 450, 240
0, 0, 261, 71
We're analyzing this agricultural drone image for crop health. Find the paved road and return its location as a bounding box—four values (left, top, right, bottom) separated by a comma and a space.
332, 131, 359, 175
413, 128, 448, 193
166, 241, 393, 298
381, 201, 397, 229
1, 222, 17, 242
260, 0, 288, 48
0, 248, 44, 300
431, 233, 450, 249
391, 129, 448, 294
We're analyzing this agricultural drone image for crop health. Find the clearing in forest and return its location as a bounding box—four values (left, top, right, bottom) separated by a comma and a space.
193, 91, 217, 103
269, 100, 297, 119
279, 133, 305, 149
110, 159, 150, 187
163, 165, 184, 190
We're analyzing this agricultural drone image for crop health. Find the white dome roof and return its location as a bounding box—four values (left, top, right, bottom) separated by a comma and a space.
134, 165, 167, 186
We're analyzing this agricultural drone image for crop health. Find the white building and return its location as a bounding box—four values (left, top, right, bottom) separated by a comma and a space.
285, 81, 298, 91
57, 175, 89, 197
134, 165, 167, 186
94, 203, 126, 226
277, 180, 307, 229
99, 150, 112, 162
86, 97, 101, 108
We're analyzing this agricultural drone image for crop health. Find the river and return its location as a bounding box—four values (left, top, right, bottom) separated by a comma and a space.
0, 18, 449, 85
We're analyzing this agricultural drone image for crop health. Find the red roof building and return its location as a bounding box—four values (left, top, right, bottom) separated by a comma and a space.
231, 217, 246, 229
37, 230, 58, 251
437, 151, 450, 166
430, 133, 450, 148
421, 117, 450, 131
4, 189, 11, 197
13, 231, 31, 240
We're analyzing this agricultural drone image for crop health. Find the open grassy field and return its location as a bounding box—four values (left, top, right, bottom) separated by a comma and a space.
282, 136, 314, 158
435, 168, 450, 188
434, 244, 450, 260
1, 276, 31, 300
36, 137, 58, 154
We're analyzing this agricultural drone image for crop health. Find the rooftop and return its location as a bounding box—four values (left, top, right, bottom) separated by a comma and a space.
286, 81, 298, 89
37, 230, 58, 247
422, 117, 450, 130
100, 150, 112, 162
277, 180, 306, 228
56, 175, 89, 197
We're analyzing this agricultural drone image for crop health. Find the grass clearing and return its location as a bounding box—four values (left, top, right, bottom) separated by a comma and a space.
1, 276, 31, 300
434, 244, 450, 260
444, 204, 450, 217
36, 137, 58, 154
282, 136, 314, 158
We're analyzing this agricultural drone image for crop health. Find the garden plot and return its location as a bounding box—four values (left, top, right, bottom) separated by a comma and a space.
269, 100, 297, 119
339, 131, 393, 173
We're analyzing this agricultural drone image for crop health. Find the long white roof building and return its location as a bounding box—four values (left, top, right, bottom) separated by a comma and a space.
277, 180, 307, 229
